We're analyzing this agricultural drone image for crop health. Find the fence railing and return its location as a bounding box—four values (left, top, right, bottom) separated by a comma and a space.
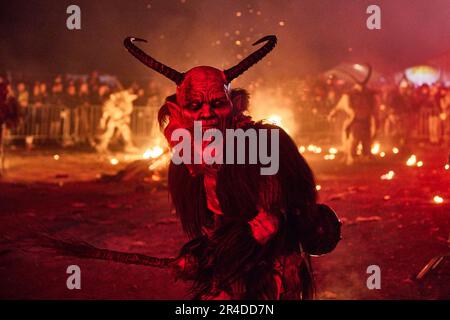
4, 104, 449, 146
6, 104, 161, 145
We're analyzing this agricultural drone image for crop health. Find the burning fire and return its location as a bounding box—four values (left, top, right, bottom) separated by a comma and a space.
249, 89, 297, 135
433, 195, 444, 204
110, 158, 119, 166
143, 146, 164, 159
371, 142, 381, 155
406, 155, 417, 166
307, 144, 322, 154
381, 170, 395, 180
267, 115, 282, 126
329, 147, 338, 155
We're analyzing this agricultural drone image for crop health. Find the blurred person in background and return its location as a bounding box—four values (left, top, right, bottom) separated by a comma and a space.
96, 86, 138, 153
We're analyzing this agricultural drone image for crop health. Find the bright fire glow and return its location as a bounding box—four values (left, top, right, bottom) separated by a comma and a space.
392, 147, 399, 154
380, 152, 386, 158
316, 185, 321, 191
416, 161, 423, 167
143, 146, 164, 159
298, 146, 306, 153
249, 89, 297, 135
110, 158, 119, 165
371, 142, 380, 155
381, 170, 395, 180
53, 154, 60, 160
324, 154, 336, 160
445, 164, 449, 170
406, 155, 417, 166
433, 195, 444, 204
307, 145, 322, 154
329, 147, 338, 154
267, 115, 282, 126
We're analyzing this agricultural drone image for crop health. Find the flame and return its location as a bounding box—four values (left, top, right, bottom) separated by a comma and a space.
445, 164, 449, 170
380, 152, 386, 158
267, 115, 282, 126
53, 154, 60, 160
298, 146, 306, 153
371, 142, 380, 155
307, 144, 322, 154
324, 154, 336, 160
381, 170, 395, 180
110, 158, 119, 165
433, 195, 444, 204
316, 185, 322, 191
416, 161, 423, 167
406, 155, 417, 166
249, 89, 297, 135
143, 146, 164, 159
392, 147, 399, 154
329, 147, 338, 154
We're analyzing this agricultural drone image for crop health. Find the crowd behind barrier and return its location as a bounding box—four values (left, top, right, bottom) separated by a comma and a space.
2, 71, 450, 149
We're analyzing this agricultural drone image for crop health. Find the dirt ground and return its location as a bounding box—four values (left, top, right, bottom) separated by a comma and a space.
0, 146, 449, 299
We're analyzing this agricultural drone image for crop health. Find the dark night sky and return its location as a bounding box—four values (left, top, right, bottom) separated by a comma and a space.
1, 0, 450, 83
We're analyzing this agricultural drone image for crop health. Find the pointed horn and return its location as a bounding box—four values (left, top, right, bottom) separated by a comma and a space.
224, 35, 277, 83
124, 37, 184, 85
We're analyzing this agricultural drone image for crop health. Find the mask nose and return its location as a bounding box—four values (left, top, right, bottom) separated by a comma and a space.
200, 103, 215, 119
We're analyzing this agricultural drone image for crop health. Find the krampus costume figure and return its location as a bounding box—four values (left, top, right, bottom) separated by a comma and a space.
329, 64, 376, 165
45, 35, 341, 300
96, 89, 139, 153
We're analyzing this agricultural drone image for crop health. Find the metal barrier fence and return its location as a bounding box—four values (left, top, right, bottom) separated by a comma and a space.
4, 104, 449, 146
6, 104, 160, 145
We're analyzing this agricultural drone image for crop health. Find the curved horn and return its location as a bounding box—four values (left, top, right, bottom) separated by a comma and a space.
224, 35, 277, 83
124, 37, 184, 85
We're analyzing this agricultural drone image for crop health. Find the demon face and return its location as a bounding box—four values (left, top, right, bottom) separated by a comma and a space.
175, 66, 233, 132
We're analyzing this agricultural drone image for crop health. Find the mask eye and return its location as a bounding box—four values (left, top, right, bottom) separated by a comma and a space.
189, 101, 201, 110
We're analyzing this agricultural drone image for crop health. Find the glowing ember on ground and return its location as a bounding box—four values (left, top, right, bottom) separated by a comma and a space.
110, 158, 119, 166
324, 154, 336, 160
406, 155, 417, 166
371, 142, 380, 155
143, 146, 164, 159
328, 147, 338, 154
445, 164, 449, 170
381, 170, 395, 180
433, 195, 444, 204
307, 144, 322, 154
298, 146, 306, 153
316, 185, 321, 191
380, 152, 386, 158
53, 154, 60, 160
392, 147, 399, 154
267, 115, 282, 126
416, 161, 423, 167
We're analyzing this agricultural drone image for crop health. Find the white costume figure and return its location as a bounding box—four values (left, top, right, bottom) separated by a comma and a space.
328, 93, 355, 165
96, 89, 138, 153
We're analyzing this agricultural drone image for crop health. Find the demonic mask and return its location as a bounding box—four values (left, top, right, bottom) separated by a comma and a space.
123, 35, 277, 132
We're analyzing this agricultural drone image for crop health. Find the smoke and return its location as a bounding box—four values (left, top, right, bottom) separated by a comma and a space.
2, 0, 450, 81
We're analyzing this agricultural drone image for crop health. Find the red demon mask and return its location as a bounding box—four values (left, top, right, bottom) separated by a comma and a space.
123, 35, 276, 131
